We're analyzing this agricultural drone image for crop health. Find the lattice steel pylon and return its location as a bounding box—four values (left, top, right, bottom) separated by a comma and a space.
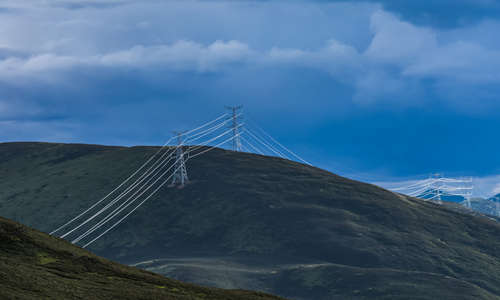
225, 105, 243, 152
171, 131, 189, 187
426, 174, 473, 207
433, 173, 443, 204
464, 177, 473, 209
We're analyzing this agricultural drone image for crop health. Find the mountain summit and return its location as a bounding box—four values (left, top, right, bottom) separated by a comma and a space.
1, 142, 500, 299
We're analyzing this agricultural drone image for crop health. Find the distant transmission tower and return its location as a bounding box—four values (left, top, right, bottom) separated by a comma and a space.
433, 173, 443, 204
170, 131, 189, 187
225, 105, 243, 152
428, 174, 473, 207
464, 177, 473, 209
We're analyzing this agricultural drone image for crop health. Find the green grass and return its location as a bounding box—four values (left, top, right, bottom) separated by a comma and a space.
1, 142, 500, 299
36, 252, 58, 265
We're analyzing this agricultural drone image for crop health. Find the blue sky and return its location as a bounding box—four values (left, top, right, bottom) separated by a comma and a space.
2, 0, 500, 195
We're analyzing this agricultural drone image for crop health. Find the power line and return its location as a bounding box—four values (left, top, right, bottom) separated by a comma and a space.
51, 113, 228, 237
391, 174, 474, 208
81, 129, 241, 248
247, 119, 311, 165
73, 153, 179, 244
241, 136, 264, 155
243, 128, 288, 159
70, 152, 178, 243
73, 124, 239, 245
49, 136, 175, 236
54, 108, 314, 246
60, 148, 177, 239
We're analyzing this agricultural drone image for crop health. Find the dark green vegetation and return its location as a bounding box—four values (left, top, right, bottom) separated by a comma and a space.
1, 142, 500, 299
0, 216, 284, 300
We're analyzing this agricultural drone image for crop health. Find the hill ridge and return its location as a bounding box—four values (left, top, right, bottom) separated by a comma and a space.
1, 142, 500, 299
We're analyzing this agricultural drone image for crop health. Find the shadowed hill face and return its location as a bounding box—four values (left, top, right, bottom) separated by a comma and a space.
0, 215, 285, 300
1, 142, 500, 299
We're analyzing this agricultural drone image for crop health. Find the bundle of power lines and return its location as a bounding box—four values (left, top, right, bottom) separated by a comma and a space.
50, 109, 310, 248
391, 176, 473, 207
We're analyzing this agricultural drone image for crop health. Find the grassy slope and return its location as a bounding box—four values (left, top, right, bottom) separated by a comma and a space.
1, 142, 500, 299
0, 216, 284, 300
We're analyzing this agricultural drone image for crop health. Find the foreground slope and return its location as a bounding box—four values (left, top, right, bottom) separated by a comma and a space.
1, 142, 500, 299
0, 215, 283, 300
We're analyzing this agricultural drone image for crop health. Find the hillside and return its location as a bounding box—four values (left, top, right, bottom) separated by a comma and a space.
471, 195, 500, 217
0, 215, 284, 300
1, 142, 500, 299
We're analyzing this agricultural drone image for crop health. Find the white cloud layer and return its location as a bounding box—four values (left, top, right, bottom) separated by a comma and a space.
0, 0, 498, 145
98, 40, 253, 71
0, 4, 499, 103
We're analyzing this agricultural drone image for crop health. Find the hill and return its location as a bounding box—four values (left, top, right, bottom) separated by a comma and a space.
1, 142, 500, 299
467, 196, 500, 217
0, 215, 284, 300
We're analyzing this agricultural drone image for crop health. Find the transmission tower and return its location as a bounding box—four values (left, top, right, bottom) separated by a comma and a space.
225, 105, 243, 152
464, 177, 473, 209
170, 131, 189, 187
432, 173, 443, 204
427, 174, 474, 207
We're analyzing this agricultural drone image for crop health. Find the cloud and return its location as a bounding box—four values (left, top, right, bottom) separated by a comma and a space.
266, 39, 362, 79
403, 41, 500, 83
1, 54, 78, 72
265, 10, 500, 102
1, 6, 499, 111
0, 3, 498, 118
318, 0, 500, 28
365, 10, 438, 63
99, 40, 253, 71
0, 5, 499, 108
8, 0, 499, 29
0, 40, 254, 83
362, 10, 500, 85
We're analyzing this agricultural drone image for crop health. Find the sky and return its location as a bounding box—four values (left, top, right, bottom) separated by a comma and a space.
2, 0, 500, 196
